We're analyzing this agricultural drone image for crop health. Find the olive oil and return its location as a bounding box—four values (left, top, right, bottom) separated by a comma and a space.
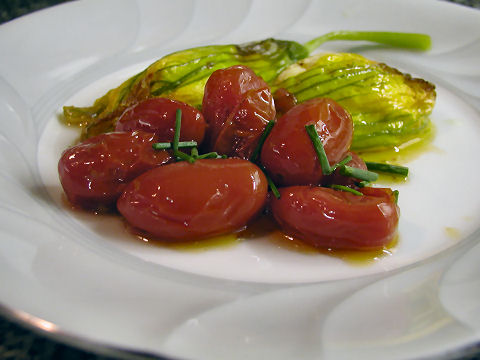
359, 122, 437, 165
267, 230, 398, 265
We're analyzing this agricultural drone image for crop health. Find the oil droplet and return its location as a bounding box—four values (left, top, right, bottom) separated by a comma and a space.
444, 227, 461, 241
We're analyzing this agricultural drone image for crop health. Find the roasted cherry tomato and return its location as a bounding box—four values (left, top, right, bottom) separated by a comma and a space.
323, 151, 368, 188
117, 158, 268, 241
212, 87, 275, 159
273, 88, 297, 117
115, 97, 206, 144
260, 98, 353, 186
270, 186, 399, 250
58, 131, 172, 210
202, 65, 270, 149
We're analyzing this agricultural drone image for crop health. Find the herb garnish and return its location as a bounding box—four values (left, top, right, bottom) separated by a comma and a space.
152, 109, 223, 163
250, 120, 275, 162
365, 161, 409, 177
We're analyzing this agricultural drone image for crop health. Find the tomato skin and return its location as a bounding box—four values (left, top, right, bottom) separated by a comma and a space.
58, 131, 172, 210
273, 88, 297, 117
117, 158, 268, 241
270, 186, 399, 250
115, 98, 206, 144
202, 65, 270, 149
212, 87, 275, 159
260, 98, 353, 186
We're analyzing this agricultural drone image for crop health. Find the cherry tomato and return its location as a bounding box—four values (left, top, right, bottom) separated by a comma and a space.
117, 158, 268, 241
58, 131, 172, 210
270, 186, 399, 250
260, 98, 353, 186
212, 87, 275, 159
202, 65, 270, 149
115, 98, 206, 144
323, 151, 368, 188
273, 88, 297, 117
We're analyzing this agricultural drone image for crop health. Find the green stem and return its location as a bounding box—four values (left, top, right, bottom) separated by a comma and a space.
303, 31, 431, 54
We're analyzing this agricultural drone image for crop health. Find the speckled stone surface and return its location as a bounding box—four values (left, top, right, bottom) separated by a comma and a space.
0, 1, 479, 359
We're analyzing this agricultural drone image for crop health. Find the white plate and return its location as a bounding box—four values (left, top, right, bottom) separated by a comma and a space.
1, 0, 480, 359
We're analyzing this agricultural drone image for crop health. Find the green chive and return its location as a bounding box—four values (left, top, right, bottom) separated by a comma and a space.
152, 140, 197, 150
330, 184, 363, 196
357, 181, 370, 188
170, 108, 196, 163
175, 150, 195, 163
173, 109, 182, 153
339, 165, 379, 182
259, 165, 280, 199
330, 154, 352, 173
305, 124, 332, 175
393, 190, 399, 204
267, 176, 281, 199
250, 120, 275, 162
190, 147, 199, 158
197, 151, 222, 159
365, 161, 409, 177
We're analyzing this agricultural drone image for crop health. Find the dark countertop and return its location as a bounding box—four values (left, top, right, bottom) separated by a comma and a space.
0, 1, 479, 359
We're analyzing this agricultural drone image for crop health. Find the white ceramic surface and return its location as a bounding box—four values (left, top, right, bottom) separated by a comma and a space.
1, 0, 480, 359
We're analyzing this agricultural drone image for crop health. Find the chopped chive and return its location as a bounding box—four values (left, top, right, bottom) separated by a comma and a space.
190, 147, 199, 158
330, 184, 363, 196
305, 124, 332, 175
152, 140, 197, 150
173, 109, 182, 153
170, 108, 196, 163
197, 151, 222, 159
357, 181, 370, 188
267, 176, 281, 199
175, 150, 195, 163
365, 161, 409, 177
250, 120, 275, 162
330, 154, 352, 173
259, 165, 280, 199
339, 165, 379, 182
393, 190, 399, 204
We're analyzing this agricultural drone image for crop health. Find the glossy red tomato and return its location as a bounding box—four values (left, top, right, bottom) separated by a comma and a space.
202, 65, 271, 149
58, 131, 172, 210
270, 186, 399, 250
260, 98, 353, 186
115, 97, 206, 144
212, 87, 275, 159
117, 158, 268, 241
273, 88, 297, 117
